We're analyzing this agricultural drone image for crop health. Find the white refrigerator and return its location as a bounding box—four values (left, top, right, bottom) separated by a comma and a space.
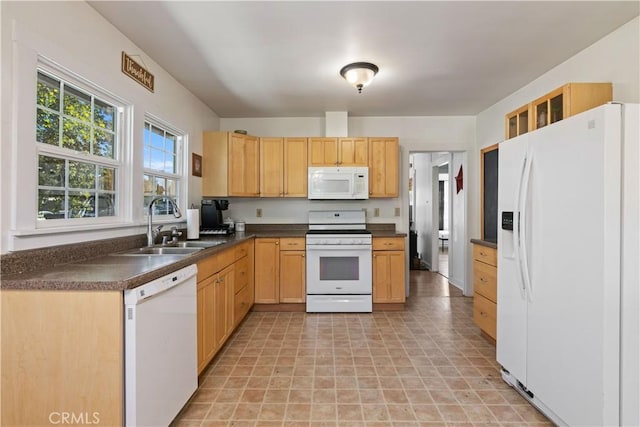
496, 103, 639, 426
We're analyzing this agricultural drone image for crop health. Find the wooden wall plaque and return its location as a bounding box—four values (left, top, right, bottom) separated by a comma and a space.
121, 52, 154, 92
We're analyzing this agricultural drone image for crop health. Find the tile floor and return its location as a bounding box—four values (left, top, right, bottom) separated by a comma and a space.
172, 270, 552, 427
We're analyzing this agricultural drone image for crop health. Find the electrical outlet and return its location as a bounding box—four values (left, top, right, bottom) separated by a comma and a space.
394, 207, 401, 217
373, 207, 379, 217
256, 208, 262, 218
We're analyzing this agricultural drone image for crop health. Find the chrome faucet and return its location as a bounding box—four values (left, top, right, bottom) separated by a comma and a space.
147, 196, 182, 247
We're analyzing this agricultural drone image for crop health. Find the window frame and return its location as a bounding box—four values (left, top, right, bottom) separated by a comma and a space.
142, 114, 187, 222
33, 61, 130, 230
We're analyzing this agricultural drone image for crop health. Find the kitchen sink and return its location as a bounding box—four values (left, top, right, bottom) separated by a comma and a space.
122, 247, 204, 256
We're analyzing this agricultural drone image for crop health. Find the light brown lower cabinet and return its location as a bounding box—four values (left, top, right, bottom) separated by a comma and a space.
472, 243, 498, 342
372, 237, 406, 303
233, 240, 254, 326
254, 238, 280, 303
279, 237, 306, 303
1, 290, 123, 426
254, 237, 306, 304
197, 240, 254, 374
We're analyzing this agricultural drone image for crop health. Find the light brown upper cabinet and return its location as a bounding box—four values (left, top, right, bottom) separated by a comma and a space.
260, 137, 307, 197
202, 131, 229, 197
202, 131, 259, 197
337, 137, 368, 166
308, 137, 338, 166
504, 82, 612, 139
368, 137, 399, 198
505, 104, 531, 140
308, 137, 367, 166
532, 83, 612, 131
228, 133, 260, 196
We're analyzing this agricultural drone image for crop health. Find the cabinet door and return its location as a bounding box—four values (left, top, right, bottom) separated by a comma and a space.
213, 265, 233, 352
260, 137, 284, 197
283, 137, 308, 197
368, 137, 399, 197
202, 131, 229, 197
229, 134, 260, 196
308, 137, 338, 166
254, 238, 280, 303
338, 137, 368, 166
198, 275, 217, 372
373, 250, 406, 303
197, 285, 205, 372
387, 251, 406, 302
373, 252, 391, 302
280, 250, 306, 303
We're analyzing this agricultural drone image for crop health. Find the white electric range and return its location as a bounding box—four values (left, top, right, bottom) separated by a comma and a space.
305, 210, 372, 312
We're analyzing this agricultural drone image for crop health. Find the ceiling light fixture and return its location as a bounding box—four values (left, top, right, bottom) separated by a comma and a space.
339, 62, 379, 93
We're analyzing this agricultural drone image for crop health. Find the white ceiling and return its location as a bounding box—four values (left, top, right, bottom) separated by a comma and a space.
89, 1, 639, 118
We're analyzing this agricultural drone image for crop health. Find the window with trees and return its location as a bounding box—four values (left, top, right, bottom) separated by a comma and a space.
36, 70, 120, 221
143, 120, 184, 216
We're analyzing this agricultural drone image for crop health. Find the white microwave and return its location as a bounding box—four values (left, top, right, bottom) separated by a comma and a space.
308, 167, 369, 200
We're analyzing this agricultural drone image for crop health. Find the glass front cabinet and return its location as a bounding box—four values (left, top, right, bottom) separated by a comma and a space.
504, 82, 612, 140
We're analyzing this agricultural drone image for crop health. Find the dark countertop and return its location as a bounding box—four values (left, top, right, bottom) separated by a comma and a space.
470, 238, 498, 249
1, 224, 406, 292
1, 234, 255, 292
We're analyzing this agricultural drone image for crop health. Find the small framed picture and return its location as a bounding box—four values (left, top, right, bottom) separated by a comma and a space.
192, 153, 202, 177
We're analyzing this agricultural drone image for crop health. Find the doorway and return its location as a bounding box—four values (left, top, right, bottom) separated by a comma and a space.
437, 163, 449, 278
409, 151, 466, 291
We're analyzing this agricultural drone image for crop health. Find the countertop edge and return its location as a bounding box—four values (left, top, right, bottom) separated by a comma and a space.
470, 238, 497, 249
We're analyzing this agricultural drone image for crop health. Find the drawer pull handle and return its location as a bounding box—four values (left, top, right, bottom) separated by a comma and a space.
480, 311, 488, 317
480, 277, 487, 282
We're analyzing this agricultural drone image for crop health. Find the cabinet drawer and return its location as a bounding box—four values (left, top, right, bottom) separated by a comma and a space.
473, 293, 497, 340
197, 248, 236, 281
234, 284, 252, 325
373, 237, 404, 251
473, 261, 497, 302
234, 256, 250, 294
280, 238, 305, 250
197, 254, 219, 282
473, 244, 497, 267
234, 241, 251, 260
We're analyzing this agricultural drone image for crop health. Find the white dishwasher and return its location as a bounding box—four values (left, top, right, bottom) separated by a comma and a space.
124, 264, 197, 427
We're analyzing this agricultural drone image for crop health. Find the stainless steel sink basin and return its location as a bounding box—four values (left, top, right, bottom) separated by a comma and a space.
175, 241, 226, 248
122, 247, 204, 256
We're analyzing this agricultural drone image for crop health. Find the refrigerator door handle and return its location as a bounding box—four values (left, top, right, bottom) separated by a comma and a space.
519, 152, 534, 301
513, 154, 528, 295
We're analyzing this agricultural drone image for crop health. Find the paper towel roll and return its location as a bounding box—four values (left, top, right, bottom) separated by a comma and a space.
186, 209, 200, 239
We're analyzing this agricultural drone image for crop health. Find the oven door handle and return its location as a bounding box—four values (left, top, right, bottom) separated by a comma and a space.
306, 244, 372, 251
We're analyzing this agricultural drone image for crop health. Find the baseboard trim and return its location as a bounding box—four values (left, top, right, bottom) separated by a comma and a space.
251, 303, 306, 312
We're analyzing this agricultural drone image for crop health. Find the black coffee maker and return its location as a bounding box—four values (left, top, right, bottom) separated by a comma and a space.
200, 199, 231, 234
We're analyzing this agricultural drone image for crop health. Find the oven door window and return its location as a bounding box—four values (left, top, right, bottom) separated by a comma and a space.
319, 256, 359, 281
306, 247, 372, 294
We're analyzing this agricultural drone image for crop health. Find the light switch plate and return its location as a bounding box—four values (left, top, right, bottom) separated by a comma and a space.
256, 208, 262, 218
373, 208, 380, 217
394, 207, 400, 217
